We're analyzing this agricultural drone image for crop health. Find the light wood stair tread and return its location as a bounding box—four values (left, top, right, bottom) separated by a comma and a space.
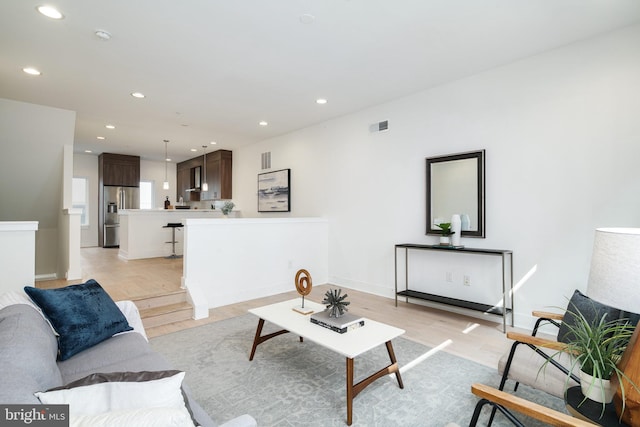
140, 302, 192, 317
131, 289, 188, 311
140, 301, 194, 330
130, 288, 187, 302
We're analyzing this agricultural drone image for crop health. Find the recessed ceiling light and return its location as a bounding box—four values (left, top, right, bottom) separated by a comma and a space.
22, 67, 41, 76
85, 150, 92, 153
97, 136, 105, 140
105, 124, 115, 129
165, 158, 172, 162
316, 98, 328, 105
190, 148, 197, 152
131, 92, 145, 98
95, 30, 112, 41
210, 141, 217, 145
37, 5, 64, 19
299, 14, 315, 24
259, 121, 268, 126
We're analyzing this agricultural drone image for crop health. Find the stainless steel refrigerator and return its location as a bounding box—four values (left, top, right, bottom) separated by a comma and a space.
102, 186, 139, 247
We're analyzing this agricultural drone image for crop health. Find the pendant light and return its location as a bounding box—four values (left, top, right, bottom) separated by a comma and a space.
163, 140, 170, 190
201, 145, 208, 192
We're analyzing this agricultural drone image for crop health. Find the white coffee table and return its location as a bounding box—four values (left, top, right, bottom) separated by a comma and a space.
248, 299, 405, 425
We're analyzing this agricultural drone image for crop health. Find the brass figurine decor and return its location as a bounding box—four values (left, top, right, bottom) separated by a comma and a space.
322, 288, 350, 318
292, 269, 314, 315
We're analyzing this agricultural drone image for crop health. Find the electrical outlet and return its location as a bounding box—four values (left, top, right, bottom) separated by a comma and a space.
463, 275, 471, 286
446, 272, 453, 282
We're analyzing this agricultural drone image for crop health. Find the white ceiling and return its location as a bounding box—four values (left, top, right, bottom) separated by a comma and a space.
1, 1, 640, 163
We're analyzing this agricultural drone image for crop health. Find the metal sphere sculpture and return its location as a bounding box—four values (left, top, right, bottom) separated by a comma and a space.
322, 288, 350, 318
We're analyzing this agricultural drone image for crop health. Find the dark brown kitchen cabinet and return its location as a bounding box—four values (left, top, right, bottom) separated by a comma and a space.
176, 157, 202, 202
99, 153, 140, 187
202, 149, 232, 200
176, 167, 195, 202
177, 149, 232, 201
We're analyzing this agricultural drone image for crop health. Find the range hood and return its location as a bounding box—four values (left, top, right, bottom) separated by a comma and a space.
185, 166, 202, 192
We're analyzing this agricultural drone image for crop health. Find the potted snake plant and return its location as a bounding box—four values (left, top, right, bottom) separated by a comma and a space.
556, 308, 638, 417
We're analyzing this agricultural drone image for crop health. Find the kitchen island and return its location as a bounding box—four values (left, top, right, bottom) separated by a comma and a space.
118, 209, 237, 260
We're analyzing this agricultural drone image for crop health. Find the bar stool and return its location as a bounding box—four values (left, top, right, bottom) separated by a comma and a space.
163, 223, 183, 259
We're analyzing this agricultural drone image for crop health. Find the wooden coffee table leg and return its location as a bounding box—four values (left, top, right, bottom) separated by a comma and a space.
345, 341, 404, 425
249, 318, 291, 361
386, 341, 404, 389
249, 319, 265, 361
346, 357, 354, 426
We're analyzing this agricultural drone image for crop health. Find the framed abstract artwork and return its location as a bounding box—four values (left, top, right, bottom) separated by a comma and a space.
258, 169, 290, 212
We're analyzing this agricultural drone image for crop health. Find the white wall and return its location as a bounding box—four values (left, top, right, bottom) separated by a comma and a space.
0, 222, 38, 293
58, 145, 81, 280
183, 218, 329, 318
140, 159, 177, 209
0, 98, 76, 278
73, 153, 99, 247
58, 208, 81, 280
233, 24, 640, 328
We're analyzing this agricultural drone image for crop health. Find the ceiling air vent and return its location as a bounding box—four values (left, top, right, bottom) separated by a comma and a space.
369, 120, 389, 133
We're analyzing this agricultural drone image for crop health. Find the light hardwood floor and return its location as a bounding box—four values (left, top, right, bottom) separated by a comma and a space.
39, 247, 513, 368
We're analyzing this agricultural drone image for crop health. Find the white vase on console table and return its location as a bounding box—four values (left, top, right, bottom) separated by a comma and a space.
461, 214, 470, 231
451, 214, 461, 247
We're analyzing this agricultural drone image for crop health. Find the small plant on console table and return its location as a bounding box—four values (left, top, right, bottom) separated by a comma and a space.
322, 288, 350, 318
436, 222, 454, 246
221, 201, 235, 216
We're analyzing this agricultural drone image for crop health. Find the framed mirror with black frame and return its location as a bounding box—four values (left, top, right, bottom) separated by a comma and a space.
426, 149, 485, 238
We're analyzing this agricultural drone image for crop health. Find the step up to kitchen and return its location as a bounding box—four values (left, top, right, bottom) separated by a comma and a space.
131, 289, 187, 311
140, 302, 193, 329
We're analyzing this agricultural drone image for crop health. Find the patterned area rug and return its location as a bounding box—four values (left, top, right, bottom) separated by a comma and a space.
150, 314, 566, 426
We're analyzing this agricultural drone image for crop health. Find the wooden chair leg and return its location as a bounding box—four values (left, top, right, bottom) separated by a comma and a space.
471, 384, 595, 427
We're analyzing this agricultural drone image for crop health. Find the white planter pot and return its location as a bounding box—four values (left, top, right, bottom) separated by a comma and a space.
440, 236, 450, 245
579, 370, 615, 403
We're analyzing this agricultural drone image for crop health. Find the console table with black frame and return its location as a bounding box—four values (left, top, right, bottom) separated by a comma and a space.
394, 244, 514, 332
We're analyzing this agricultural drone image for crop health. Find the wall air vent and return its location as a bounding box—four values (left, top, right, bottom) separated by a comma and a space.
261, 152, 271, 170
369, 120, 389, 133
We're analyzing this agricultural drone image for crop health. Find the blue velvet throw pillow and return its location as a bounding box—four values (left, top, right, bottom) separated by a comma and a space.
24, 280, 132, 361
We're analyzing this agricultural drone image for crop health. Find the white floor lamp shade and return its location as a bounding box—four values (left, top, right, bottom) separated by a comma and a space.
586, 227, 640, 314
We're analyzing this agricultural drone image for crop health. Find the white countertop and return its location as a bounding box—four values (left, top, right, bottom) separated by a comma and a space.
0, 221, 39, 231
119, 209, 233, 215
186, 217, 327, 225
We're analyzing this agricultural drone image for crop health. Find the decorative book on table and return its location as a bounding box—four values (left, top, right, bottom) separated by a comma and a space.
310, 310, 365, 334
